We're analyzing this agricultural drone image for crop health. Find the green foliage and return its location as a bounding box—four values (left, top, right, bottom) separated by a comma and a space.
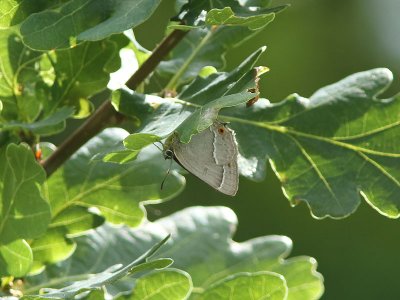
23, 236, 172, 299
28, 128, 185, 271
1, 0, 398, 298
0, 240, 32, 277
23, 207, 323, 299
225, 68, 400, 218
206, 7, 275, 30
197, 272, 287, 300
19, 0, 163, 50
130, 269, 192, 300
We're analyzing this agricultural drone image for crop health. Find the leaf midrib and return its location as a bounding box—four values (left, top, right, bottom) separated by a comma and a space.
223, 115, 400, 158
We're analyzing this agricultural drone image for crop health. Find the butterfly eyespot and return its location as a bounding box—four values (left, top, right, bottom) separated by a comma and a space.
218, 127, 225, 134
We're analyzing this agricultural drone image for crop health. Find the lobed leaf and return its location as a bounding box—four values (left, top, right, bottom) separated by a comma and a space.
113, 47, 265, 146
220, 68, 400, 218
23, 236, 172, 299
33, 128, 184, 267
130, 269, 192, 300
197, 272, 288, 300
206, 7, 275, 30
0, 240, 32, 277
1, 107, 74, 135
175, 0, 286, 26
20, 0, 162, 50
24, 206, 323, 299
151, 26, 263, 90
0, 28, 44, 122
0, 144, 50, 244
49, 40, 120, 117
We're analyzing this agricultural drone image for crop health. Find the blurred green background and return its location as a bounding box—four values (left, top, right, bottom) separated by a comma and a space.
136, 0, 400, 299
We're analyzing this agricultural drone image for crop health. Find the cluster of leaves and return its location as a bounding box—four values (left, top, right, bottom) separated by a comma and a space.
0, 0, 399, 299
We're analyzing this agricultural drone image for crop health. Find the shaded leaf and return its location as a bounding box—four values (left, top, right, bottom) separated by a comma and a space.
130, 269, 192, 300
0, 144, 50, 244
197, 272, 287, 300
113, 47, 265, 144
20, 0, 162, 50
24, 207, 323, 299
35, 128, 184, 265
152, 26, 263, 90
49, 40, 120, 117
1, 107, 74, 135
23, 236, 171, 299
0, 240, 32, 277
47, 128, 184, 227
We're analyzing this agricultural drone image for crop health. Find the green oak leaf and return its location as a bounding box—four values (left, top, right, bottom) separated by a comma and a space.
47, 127, 184, 226
0, 144, 50, 244
197, 272, 288, 300
124, 133, 161, 150
50, 206, 105, 236
0, 0, 53, 28
113, 47, 264, 144
98, 133, 161, 164
24, 207, 323, 299
206, 7, 275, 30
49, 40, 120, 117
175, 90, 256, 143
130, 269, 192, 300
149, 24, 270, 91
218, 68, 400, 218
0, 28, 45, 122
20, 0, 162, 50
23, 236, 172, 299
175, 0, 286, 26
29, 227, 77, 275
1, 107, 74, 135
0, 240, 32, 277
150, 64, 400, 219
33, 128, 184, 266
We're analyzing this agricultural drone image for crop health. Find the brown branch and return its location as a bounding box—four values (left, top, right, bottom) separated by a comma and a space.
42, 29, 187, 177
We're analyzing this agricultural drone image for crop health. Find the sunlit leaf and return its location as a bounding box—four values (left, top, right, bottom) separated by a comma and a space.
0, 240, 32, 277
0, 144, 50, 244
0, 28, 44, 122
197, 272, 287, 300
220, 68, 400, 218
130, 269, 192, 300
206, 7, 275, 30
20, 0, 162, 50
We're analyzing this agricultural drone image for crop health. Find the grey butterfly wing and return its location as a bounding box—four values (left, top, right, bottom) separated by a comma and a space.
173, 123, 239, 196
211, 122, 239, 195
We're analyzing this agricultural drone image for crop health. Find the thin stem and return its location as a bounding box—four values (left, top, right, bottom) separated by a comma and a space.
164, 28, 214, 91
42, 29, 188, 177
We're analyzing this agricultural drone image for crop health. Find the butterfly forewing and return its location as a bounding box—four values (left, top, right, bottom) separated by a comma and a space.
173, 122, 239, 196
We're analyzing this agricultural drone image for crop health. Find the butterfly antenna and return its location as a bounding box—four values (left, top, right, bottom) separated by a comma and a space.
153, 141, 164, 152
161, 158, 173, 190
